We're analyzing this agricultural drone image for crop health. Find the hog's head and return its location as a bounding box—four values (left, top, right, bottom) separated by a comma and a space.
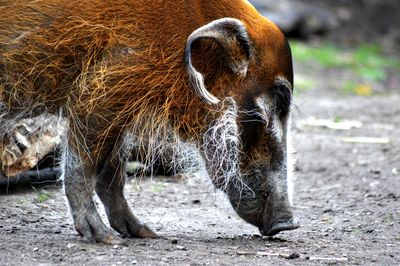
185, 17, 299, 236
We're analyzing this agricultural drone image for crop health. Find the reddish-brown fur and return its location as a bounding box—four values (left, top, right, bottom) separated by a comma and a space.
0, 0, 291, 163
0, 0, 297, 243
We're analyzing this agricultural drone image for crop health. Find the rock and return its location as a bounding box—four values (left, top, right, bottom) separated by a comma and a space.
176, 245, 187, 251
249, 0, 338, 38
279, 252, 300, 259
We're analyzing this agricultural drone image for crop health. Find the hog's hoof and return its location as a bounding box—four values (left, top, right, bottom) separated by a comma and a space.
99, 233, 126, 245
137, 225, 159, 238
74, 218, 124, 245
261, 219, 300, 237
110, 217, 158, 239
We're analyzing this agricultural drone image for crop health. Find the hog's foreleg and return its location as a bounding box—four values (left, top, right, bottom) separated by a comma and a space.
95, 150, 158, 239
62, 148, 122, 245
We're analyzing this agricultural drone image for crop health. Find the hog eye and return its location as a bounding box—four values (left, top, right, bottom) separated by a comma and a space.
271, 78, 292, 117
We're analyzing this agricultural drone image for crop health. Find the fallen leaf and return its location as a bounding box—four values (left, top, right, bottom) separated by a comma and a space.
236, 251, 256, 256
256, 251, 279, 256
302, 117, 362, 130
309, 257, 348, 262
341, 137, 391, 144
355, 84, 373, 96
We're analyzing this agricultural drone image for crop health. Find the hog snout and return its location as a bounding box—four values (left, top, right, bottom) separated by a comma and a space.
226, 180, 300, 236
261, 193, 300, 236
226, 165, 300, 236
260, 213, 300, 236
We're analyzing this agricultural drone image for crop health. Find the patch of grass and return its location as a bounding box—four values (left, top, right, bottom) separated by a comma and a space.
17, 199, 28, 205
290, 41, 400, 95
334, 116, 342, 123
385, 213, 394, 225
290, 41, 352, 68
350, 229, 362, 237
35, 190, 52, 203
352, 45, 399, 81
150, 183, 165, 193
291, 42, 400, 72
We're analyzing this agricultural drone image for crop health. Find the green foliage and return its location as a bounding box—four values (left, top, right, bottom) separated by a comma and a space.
290, 41, 400, 95
290, 41, 351, 67
150, 183, 165, 193
350, 229, 362, 237
290, 42, 400, 82
385, 213, 394, 225
342, 81, 357, 95
352, 45, 399, 81
36, 190, 52, 203
334, 116, 342, 123
17, 199, 28, 205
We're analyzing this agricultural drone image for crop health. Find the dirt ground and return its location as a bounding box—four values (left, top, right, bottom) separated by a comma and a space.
1, 56, 399, 265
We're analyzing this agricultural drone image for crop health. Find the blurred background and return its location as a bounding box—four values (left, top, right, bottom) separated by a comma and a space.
252, 0, 399, 96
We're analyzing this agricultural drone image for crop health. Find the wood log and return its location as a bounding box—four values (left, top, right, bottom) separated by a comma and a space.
0, 113, 65, 178
0, 167, 60, 187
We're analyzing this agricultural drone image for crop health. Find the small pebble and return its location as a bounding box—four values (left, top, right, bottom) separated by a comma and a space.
279, 253, 300, 260
176, 245, 187, 251
192, 199, 201, 204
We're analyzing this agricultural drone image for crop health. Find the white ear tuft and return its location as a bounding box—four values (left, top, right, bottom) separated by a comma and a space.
184, 18, 251, 105
186, 59, 220, 105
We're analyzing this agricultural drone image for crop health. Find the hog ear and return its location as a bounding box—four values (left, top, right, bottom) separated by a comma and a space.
184, 18, 252, 105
